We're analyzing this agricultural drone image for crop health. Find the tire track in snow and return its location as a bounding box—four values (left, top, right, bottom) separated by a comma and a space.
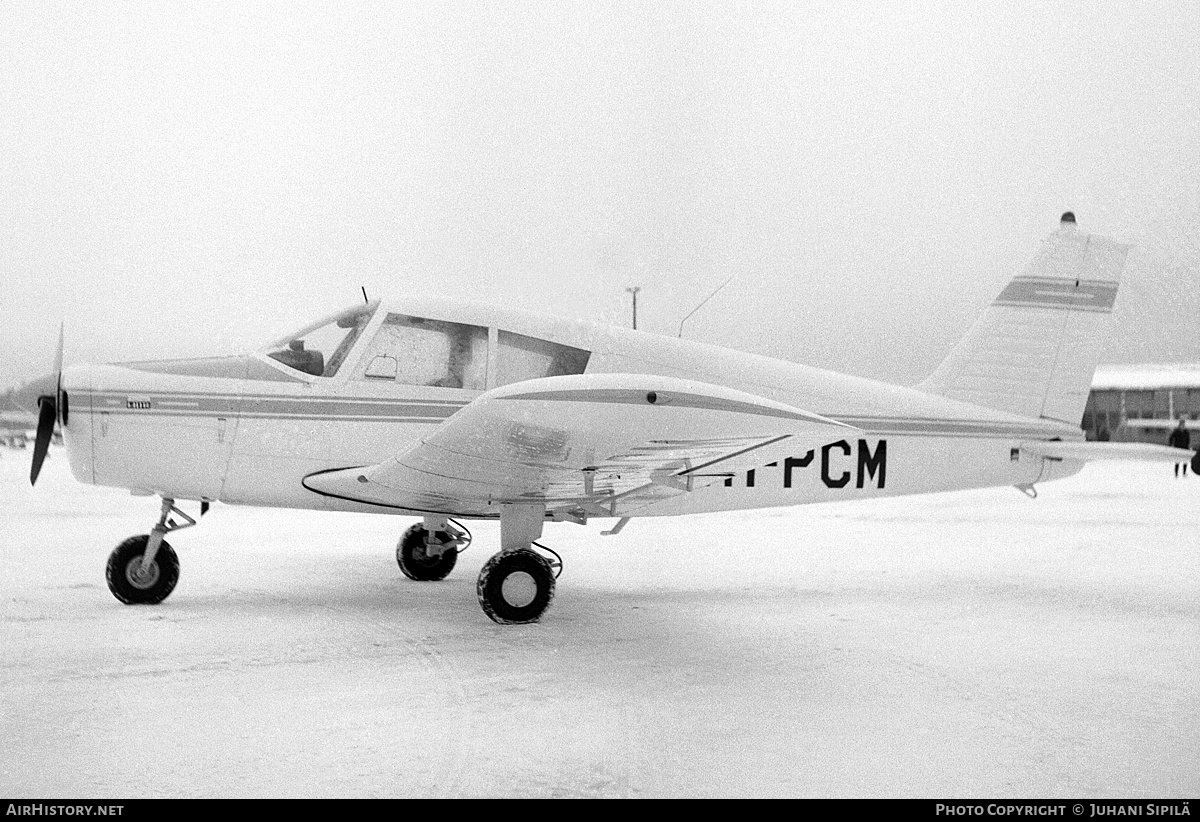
304, 597, 480, 797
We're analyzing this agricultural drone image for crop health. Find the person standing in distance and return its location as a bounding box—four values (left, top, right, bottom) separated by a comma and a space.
1169, 417, 1191, 477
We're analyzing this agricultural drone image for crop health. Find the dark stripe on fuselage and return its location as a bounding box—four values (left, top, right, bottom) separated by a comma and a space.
495, 387, 844, 425
88, 389, 467, 405
85, 389, 466, 423
78, 390, 1072, 440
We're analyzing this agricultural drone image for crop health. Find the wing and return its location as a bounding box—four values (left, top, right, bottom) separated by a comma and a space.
303, 373, 861, 519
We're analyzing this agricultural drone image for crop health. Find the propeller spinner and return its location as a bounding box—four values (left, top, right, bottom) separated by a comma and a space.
29, 325, 64, 486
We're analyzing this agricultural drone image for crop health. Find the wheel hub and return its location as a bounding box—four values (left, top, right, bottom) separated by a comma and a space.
500, 571, 538, 608
125, 557, 160, 590
416, 536, 449, 565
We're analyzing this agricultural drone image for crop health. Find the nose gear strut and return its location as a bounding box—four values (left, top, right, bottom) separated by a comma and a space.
106, 497, 205, 605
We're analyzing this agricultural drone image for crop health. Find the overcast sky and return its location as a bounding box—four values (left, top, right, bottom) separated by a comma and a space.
3, 1, 1198, 390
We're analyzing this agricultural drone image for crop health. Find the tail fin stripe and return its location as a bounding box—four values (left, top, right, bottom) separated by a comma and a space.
993, 278, 1118, 311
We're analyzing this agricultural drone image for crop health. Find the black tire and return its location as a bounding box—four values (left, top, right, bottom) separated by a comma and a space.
476, 548, 555, 625
1191, 451, 1200, 476
396, 524, 458, 581
106, 534, 179, 605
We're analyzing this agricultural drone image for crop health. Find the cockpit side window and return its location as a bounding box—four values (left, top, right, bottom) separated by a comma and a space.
353, 314, 488, 390
495, 331, 590, 387
265, 304, 375, 377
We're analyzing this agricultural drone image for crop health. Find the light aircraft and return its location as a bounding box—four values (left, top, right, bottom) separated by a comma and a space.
22, 213, 1196, 624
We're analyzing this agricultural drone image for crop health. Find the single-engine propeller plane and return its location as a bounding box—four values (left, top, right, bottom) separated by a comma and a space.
22, 214, 1197, 623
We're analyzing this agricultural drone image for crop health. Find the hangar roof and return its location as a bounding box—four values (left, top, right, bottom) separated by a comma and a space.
1091, 363, 1200, 391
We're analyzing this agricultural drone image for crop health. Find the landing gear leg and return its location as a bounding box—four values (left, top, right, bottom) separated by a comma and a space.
476, 504, 556, 625
106, 498, 198, 605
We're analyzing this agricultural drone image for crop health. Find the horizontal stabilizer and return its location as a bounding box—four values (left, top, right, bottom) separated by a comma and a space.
1020, 441, 1194, 463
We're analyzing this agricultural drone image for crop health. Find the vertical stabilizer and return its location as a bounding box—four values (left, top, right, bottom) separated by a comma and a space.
919, 214, 1129, 424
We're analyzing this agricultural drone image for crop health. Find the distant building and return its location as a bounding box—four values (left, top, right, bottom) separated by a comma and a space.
0, 388, 37, 447
1083, 363, 1200, 443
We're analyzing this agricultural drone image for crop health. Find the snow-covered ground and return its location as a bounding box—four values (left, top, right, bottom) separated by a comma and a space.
1, 449, 1197, 798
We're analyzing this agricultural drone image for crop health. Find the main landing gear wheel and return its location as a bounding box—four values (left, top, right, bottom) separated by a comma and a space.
106, 535, 179, 605
476, 548, 556, 625
396, 524, 458, 582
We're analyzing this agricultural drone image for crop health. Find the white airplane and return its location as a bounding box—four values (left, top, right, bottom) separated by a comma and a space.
24, 213, 1195, 624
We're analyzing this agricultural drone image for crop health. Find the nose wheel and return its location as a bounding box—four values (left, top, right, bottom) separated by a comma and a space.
106, 534, 180, 604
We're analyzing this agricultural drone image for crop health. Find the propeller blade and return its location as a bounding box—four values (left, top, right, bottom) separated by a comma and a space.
29, 395, 56, 486
30, 324, 65, 486
54, 323, 65, 425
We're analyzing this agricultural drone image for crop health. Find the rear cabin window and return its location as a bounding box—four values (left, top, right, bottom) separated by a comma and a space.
354, 313, 488, 390
495, 330, 590, 387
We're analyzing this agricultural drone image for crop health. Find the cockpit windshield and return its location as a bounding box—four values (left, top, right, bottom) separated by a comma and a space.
264, 303, 377, 377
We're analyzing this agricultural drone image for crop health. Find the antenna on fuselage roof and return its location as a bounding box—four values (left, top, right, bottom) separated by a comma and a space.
361, 286, 369, 305
677, 273, 737, 338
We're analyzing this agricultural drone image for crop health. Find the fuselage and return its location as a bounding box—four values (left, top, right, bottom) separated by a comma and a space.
58, 296, 1083, 518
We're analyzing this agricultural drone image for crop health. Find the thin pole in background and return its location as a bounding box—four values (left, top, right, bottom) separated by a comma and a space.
625, 286, 641, 330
